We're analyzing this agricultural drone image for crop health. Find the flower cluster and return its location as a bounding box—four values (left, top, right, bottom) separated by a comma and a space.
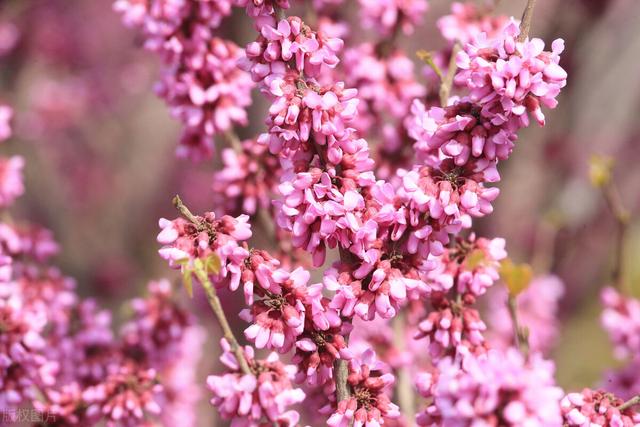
562, 389, 640, 426
0, 105, 23, 207
417, 348, 564, 426
212, 138, 280, 216
327, 349, 399, 427
0, 102, 205, 426
429, 234, 506, 297
358, 0, 429, 36
131, 1, 578, 426
157, 209, 252, 291
1, 226, 203, 426
599, 287, 640, 408
156, 37, 254, 161
207, 338, 305, 426
240, 250, 352, 385
114, 0, 254, 159
437, 2, 509, 44
415, 292, 487, 361
600, 286, 640, 360
456, 19, 567, 128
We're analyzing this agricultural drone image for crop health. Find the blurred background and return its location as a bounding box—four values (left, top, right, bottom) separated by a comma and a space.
1, 0, 639, 415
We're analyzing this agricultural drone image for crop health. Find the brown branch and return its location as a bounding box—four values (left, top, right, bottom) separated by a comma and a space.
517, 0, 537, 42
439, 43, 461, 107
334, 358, 350, 402
617, 395, 640, 412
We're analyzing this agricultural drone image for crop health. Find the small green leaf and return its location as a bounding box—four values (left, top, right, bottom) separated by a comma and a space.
500, 259, 533, 296
205, 254, 222, 275
589, 154, 614, 188
182, 268, 194, 298
465, 249, 487, 270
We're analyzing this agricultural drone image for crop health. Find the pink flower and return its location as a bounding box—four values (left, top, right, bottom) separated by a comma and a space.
275, 163, 371, 267
456, 19, 567, 127
435, 234, 507, 297
241, 266, 309, 352
0, 294, 57, 414
235, 0, 291, 25
418, 348, 564, 426
157, 211, 251, 291
437, 2, 509, 45
120, 280, 194, 367
0, 105, 12, 142
327, 349, 399, 427
292, 306, 351, 386
115, 0, 252, 160
358, 0, 429, 36
414, 293, 487, 361
0, 156, 25, 207
561, 388, 640, 426
207, 339, 305, 426
243, 16, 343, 82
407, 98, 518, 170
82, 365, 162, 426
212, 138, 280, 216
601, 287, 640, 360
324, 258, 426, 321
157, 38, 254, 161
262, 76, 359, 155
398, 165, 499, 248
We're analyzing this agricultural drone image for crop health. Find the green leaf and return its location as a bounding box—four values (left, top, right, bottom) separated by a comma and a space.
182, 268, 194, 298
589, 154, 614, 188
500, 259, 533, 296
204, 254, 222, 275
465, 249, 487, 270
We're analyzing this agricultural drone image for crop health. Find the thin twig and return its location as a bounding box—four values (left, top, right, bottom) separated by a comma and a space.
173, 196, 253, 376
197, 272, 254, 376
417, 50, 444, 82
507, 295, 530, 358
257, 207, 276, 238
392, 311, 415, 425
439, 43, 461, 107
517, 0, 537, 42
173, 195, 201, 225
617, 395, 640, 412
601, 181, 630, 288
223, 130, 243, 153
